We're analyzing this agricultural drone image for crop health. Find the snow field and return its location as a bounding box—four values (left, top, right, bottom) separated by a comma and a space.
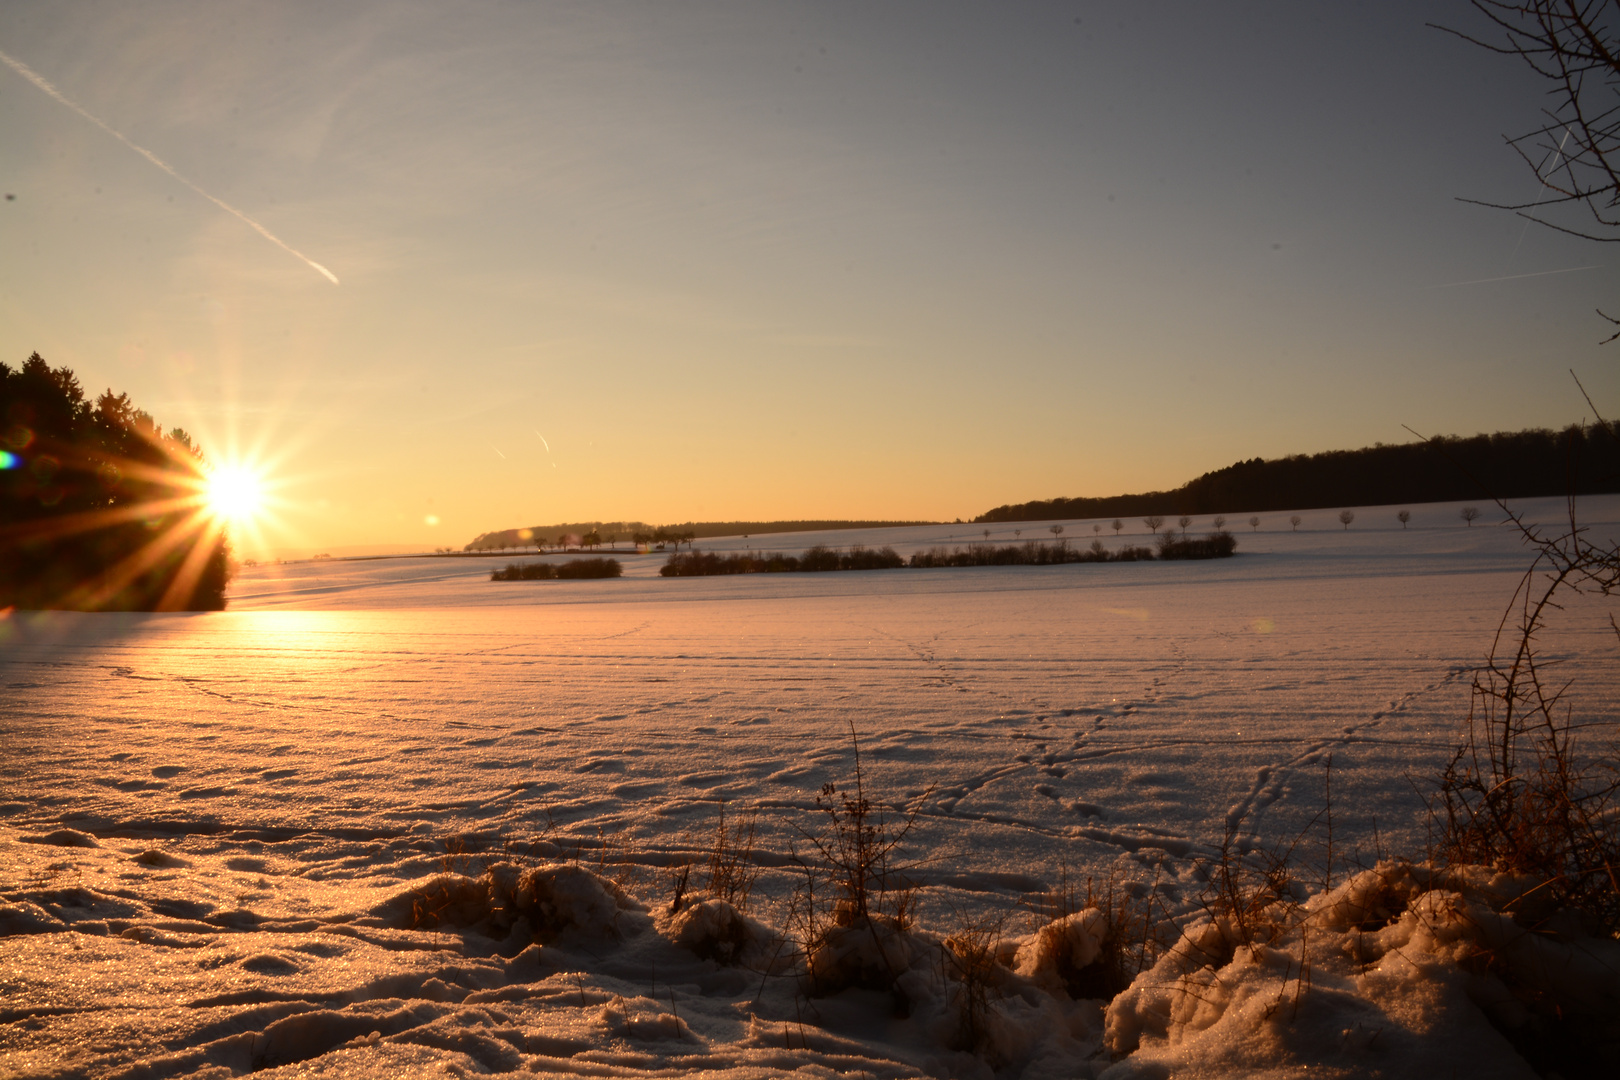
1, 496, 1616, 1076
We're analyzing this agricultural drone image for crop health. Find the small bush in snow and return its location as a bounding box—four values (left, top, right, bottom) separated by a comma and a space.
491, 557, 620, 580
668, 801, 761, 916
790, 725, 933, 996
1156, 529, 1238, 560
946, 909, 1015, 1054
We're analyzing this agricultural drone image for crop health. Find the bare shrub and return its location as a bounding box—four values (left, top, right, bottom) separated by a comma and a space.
703, 801, 761, 912
789, 724, 934, 998
1431, 508, 1620, 933
797, 726, 929, 928
943, 908, 1012, 1055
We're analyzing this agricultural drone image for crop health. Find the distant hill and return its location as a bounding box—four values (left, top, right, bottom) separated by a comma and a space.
465, 519, 939, 551
975, 424, 1619, 524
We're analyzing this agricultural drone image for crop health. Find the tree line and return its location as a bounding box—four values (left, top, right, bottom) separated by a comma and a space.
464, 518, 938, 553
975, 425, 1619, 524
0, 353, 230, 610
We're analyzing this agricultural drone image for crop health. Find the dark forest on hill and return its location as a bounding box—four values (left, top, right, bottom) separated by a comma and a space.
0, 353, 230, 610
975, 425, 1620, 524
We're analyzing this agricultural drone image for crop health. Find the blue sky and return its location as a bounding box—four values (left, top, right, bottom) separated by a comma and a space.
1, 1, 1614, 554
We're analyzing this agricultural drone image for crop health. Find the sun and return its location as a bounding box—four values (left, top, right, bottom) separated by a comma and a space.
204, 463, 267, 525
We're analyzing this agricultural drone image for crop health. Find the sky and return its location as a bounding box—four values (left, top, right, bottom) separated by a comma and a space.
1, 1, 1616, 557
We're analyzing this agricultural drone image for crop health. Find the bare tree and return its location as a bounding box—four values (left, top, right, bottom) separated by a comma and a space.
1212, 515, 1226, 530
1143, 515, 1165, 535
1093, 522, 1102, 537
983, 528, 991, 542
1248, 515, 1260, 532
1048, 524, 1065, 540
1289, 514, 1302, 531
1398, 510, 1411, 529
1439, 2, 1620, 339
1178, 515, 1192, 536
1338, 510, 1355, 530
1111, 519, 1123, 536
1014, 529, 1021, 539
1461, 506, 1481, 527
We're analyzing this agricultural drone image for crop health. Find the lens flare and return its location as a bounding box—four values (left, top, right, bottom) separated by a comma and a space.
205, 463, 267, 525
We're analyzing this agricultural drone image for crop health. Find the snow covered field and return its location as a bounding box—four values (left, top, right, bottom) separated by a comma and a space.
3, 498, 1617, 1078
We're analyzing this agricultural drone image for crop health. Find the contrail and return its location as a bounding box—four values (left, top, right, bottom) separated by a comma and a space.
0, 48, 339, 285
1507, 126, 1574, 270
533, 430, 550, 453
490, 443, 507, 459
1426, 265, 1602, 289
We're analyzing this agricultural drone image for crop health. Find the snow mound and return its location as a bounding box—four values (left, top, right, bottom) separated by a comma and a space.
1101, 861, 1620, 1079
0, 901, 67, 936
130, 849, 190, 868
807, 916, 934, 994
664, 898, 781, 966
1013, 908, 1109, 996
367, 862, 649, 945
506, 861, 649, 941
20, 828, 99, 848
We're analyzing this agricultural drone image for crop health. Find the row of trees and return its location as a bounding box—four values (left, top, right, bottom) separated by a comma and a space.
0, 353, 230, 610
983, 506, 1491, 537
464, 519, 936, 554
464, 526, 700, 553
